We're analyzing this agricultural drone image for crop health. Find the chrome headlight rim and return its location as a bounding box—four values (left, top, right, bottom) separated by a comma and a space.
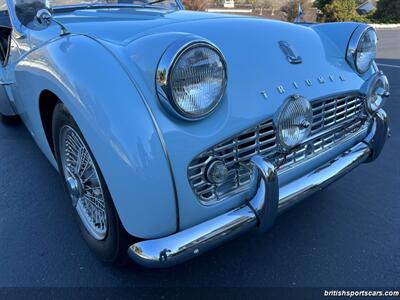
275, 95, 313, 151
156, 36, 228, 121
346, 25, 377, 74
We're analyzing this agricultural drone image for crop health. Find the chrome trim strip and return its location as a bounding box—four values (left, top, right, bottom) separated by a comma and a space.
128, 109, 388, 268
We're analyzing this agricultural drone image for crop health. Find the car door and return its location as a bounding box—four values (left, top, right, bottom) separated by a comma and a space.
0, 7, 17, 117
0, 0, 48, 117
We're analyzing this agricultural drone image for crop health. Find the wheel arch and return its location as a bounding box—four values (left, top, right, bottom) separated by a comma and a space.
38, 89, 60, 158
16, 34, 178, 239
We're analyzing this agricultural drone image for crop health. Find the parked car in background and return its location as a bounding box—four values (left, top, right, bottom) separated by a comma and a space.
0, 0, 390, 267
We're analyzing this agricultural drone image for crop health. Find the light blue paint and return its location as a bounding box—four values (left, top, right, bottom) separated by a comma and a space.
1, 1, 377, 236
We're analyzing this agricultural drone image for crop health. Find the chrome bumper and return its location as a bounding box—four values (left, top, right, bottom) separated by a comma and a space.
128, 110, 389, 268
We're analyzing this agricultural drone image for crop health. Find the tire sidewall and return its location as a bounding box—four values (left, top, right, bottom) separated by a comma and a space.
52, 103, 125, 263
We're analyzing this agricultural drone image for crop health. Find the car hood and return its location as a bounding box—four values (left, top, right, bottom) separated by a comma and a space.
54, 9, 366, 132
110, 11, 365, 127
55, 9, 244, 46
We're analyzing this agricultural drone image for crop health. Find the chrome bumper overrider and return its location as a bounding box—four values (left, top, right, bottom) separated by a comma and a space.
128, 110, 389, 268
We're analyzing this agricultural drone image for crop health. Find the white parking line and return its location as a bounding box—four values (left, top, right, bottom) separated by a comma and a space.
377, 63, 400, 69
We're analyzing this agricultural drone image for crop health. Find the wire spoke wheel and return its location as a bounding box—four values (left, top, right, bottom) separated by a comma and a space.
59, 125, 108, 240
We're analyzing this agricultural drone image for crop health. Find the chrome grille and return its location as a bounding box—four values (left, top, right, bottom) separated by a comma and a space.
188, 95, 366, 204
188, 119, 276, 202
275, 119, 364, 170
311, 95, 364, 134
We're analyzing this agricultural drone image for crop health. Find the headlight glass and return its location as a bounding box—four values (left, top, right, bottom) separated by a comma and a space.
277, 96, 312, 149
367, 74, 390, 113
169, 44, 227, 119
355, 29, 377, 73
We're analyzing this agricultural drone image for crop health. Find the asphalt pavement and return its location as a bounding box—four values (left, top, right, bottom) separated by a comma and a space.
0, 29, 399, 288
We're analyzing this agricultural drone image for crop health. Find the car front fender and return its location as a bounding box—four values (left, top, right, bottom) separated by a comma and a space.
13, 34, 178, 239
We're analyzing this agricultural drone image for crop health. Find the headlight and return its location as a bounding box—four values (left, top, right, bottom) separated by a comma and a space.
156, 37, 227, 120
347, 26, 377, 74
276, 95, 312, 149
366, 72, 390, 113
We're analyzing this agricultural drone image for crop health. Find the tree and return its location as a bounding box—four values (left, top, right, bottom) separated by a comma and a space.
323, 0, 360, 22
314, 0, 364, 10
247, 0, 272, 15
281, 0, 312, 22
313, 0, 333, 11
182, 0, 208, 10
373, 0, 400, 23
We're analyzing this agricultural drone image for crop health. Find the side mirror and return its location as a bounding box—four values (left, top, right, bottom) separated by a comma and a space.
27, 7, 69, 35
14, 1, 50, 30
34, 8, 69, 35
36, 9, 52, 27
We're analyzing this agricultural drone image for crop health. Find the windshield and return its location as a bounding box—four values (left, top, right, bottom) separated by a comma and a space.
8, 0, 180, 30
49, 0, 179, 10
3, 0, 180, 13
5, 0, 178, 11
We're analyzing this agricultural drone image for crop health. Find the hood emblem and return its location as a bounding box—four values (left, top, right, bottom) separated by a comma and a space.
260, 73, 346, 99
279, 41, 302, 64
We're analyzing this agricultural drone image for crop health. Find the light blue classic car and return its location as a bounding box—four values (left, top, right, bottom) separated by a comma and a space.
0, 0, 390, 267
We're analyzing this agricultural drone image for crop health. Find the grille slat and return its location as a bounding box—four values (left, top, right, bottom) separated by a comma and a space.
188, 173, 203, 181
310, 96, 363, 133
188, 95, 366, 204
259, 129, 275, 136
193, 180, 208, 188
259, 137, 276, 146
237, 135, 258, 145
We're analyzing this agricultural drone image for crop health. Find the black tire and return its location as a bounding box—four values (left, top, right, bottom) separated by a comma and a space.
0, 114, 20, 125
52, 103, 134, 265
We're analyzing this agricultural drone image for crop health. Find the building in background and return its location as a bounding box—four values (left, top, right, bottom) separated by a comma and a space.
356, 0, 377, 15
224, 0, 235, 8
208, 0, 317, 22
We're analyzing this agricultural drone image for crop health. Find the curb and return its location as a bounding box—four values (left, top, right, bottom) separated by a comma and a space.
369, 24, 400, 29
